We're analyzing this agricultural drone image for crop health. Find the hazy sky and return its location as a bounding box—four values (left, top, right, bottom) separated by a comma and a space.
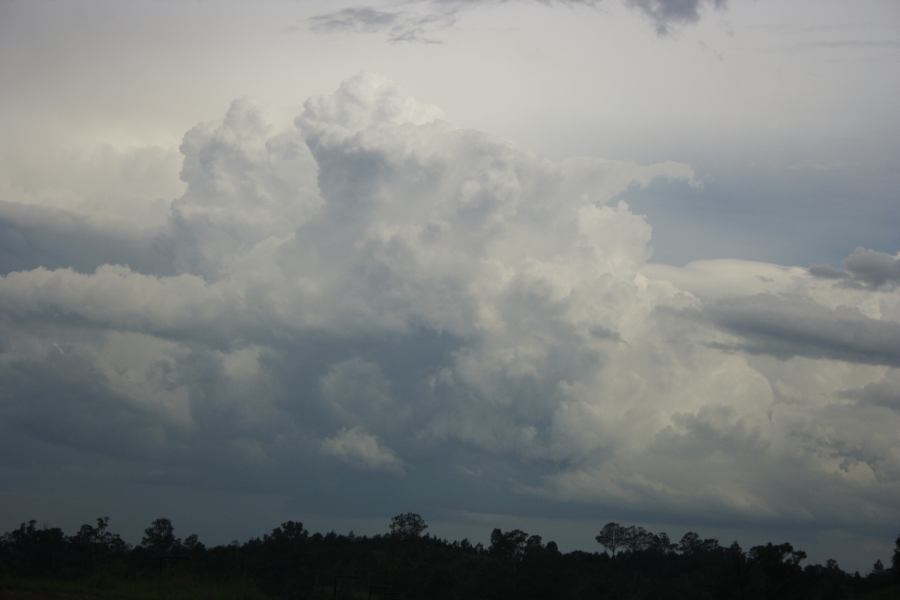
1, 0, 899, 571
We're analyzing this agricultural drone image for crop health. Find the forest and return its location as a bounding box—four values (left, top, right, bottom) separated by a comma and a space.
1, 514, 898, 599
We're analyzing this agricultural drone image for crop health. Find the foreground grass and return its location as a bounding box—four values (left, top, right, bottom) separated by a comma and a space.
0, 574, 274, 600
857, 583, 900, 600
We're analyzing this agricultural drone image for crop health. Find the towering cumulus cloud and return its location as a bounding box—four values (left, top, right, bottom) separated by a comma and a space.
0, 75, 898, 551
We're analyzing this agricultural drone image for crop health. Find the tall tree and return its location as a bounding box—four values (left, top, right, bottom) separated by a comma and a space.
141, 518, 179, 555
389, 513, 428, 539
595, 522, 626, 557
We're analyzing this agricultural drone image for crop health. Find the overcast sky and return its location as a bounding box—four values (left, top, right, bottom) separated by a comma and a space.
1, 0, 899, 572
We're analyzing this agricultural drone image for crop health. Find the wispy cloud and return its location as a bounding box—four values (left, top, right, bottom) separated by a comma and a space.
307, 0, 728, 42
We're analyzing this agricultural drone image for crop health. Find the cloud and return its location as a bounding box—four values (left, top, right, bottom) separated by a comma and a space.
309, 5, 455, 43
706, 294, 900, 367
309, 7, 401, 34
626, 0, 727, 35
322, 426, 406, 474
0, 265, 236, 343
1, 74, 898, 565
810, 247, 900, 289
308, 1, 728, 42
0, 201, 174, 277
841, 371, 900, 411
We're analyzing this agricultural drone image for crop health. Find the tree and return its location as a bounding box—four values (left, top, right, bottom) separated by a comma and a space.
893, 535, 900, 580
749, 542, 806, 568
70, 516, 128, 564
870, 559, 884, 575
389, 512, 428, 539
679, 531, 721, 556
183, 533, 205, 553
489, 528, 529, 561
266, 521, 307, 544
620, 525, 670, 553
595, 522, 626, 557
142, 518, 179, 554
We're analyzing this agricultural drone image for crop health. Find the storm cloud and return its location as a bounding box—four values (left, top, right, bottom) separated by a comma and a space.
1, 74, 898, 566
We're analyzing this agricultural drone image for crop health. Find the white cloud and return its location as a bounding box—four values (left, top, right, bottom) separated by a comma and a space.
322, 426, 406, 474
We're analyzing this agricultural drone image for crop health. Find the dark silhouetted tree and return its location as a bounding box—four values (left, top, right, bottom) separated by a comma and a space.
871, 558, 884, 575
266, 520, 307, 544
141, 518, 179, 555
595, 522, 626, 557
69, 516, 127, 568
893, 534, 900, 580
489, 528, 529, 561
3, 515, 899, 600
679, 531, 721, 555
183, 533, 205, 553
389, 512, 428, 539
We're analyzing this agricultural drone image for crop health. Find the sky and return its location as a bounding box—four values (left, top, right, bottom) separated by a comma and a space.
1, 0, 899, 572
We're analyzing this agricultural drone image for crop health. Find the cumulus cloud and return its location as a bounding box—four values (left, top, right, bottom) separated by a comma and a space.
308, 1, 728, 42
1, 73, 898, 556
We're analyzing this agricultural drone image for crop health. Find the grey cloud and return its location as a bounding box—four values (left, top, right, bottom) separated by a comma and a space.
308, 3, 457, 43
0, 348, 175, 460
810, 247, 900, 288
842, 247, 900, 287
807, 264, 848, 280
840, 372, 900, 411
0, 201, 174, 277
309, 6, 455, 44
308, 1, 726, 42
707, 294, 900, 366
626, 0, 727, 34
309, 7, 401, 33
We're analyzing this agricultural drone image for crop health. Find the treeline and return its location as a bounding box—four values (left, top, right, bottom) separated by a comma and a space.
1, 513, 898, 599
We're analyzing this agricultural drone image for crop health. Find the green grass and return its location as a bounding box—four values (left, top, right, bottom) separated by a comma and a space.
0, 573, 274, 600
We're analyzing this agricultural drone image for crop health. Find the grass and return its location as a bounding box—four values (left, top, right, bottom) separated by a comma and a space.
0, 573, 274, 600
856, 583, 900, 600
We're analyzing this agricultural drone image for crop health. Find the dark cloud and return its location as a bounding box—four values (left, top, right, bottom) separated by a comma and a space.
840, 372, 900, 411
842, 247, 900, 287
708, 294, 900, 366
807, 264, 848, 280
308, 0, 727, 42
810, 247, 900, 289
